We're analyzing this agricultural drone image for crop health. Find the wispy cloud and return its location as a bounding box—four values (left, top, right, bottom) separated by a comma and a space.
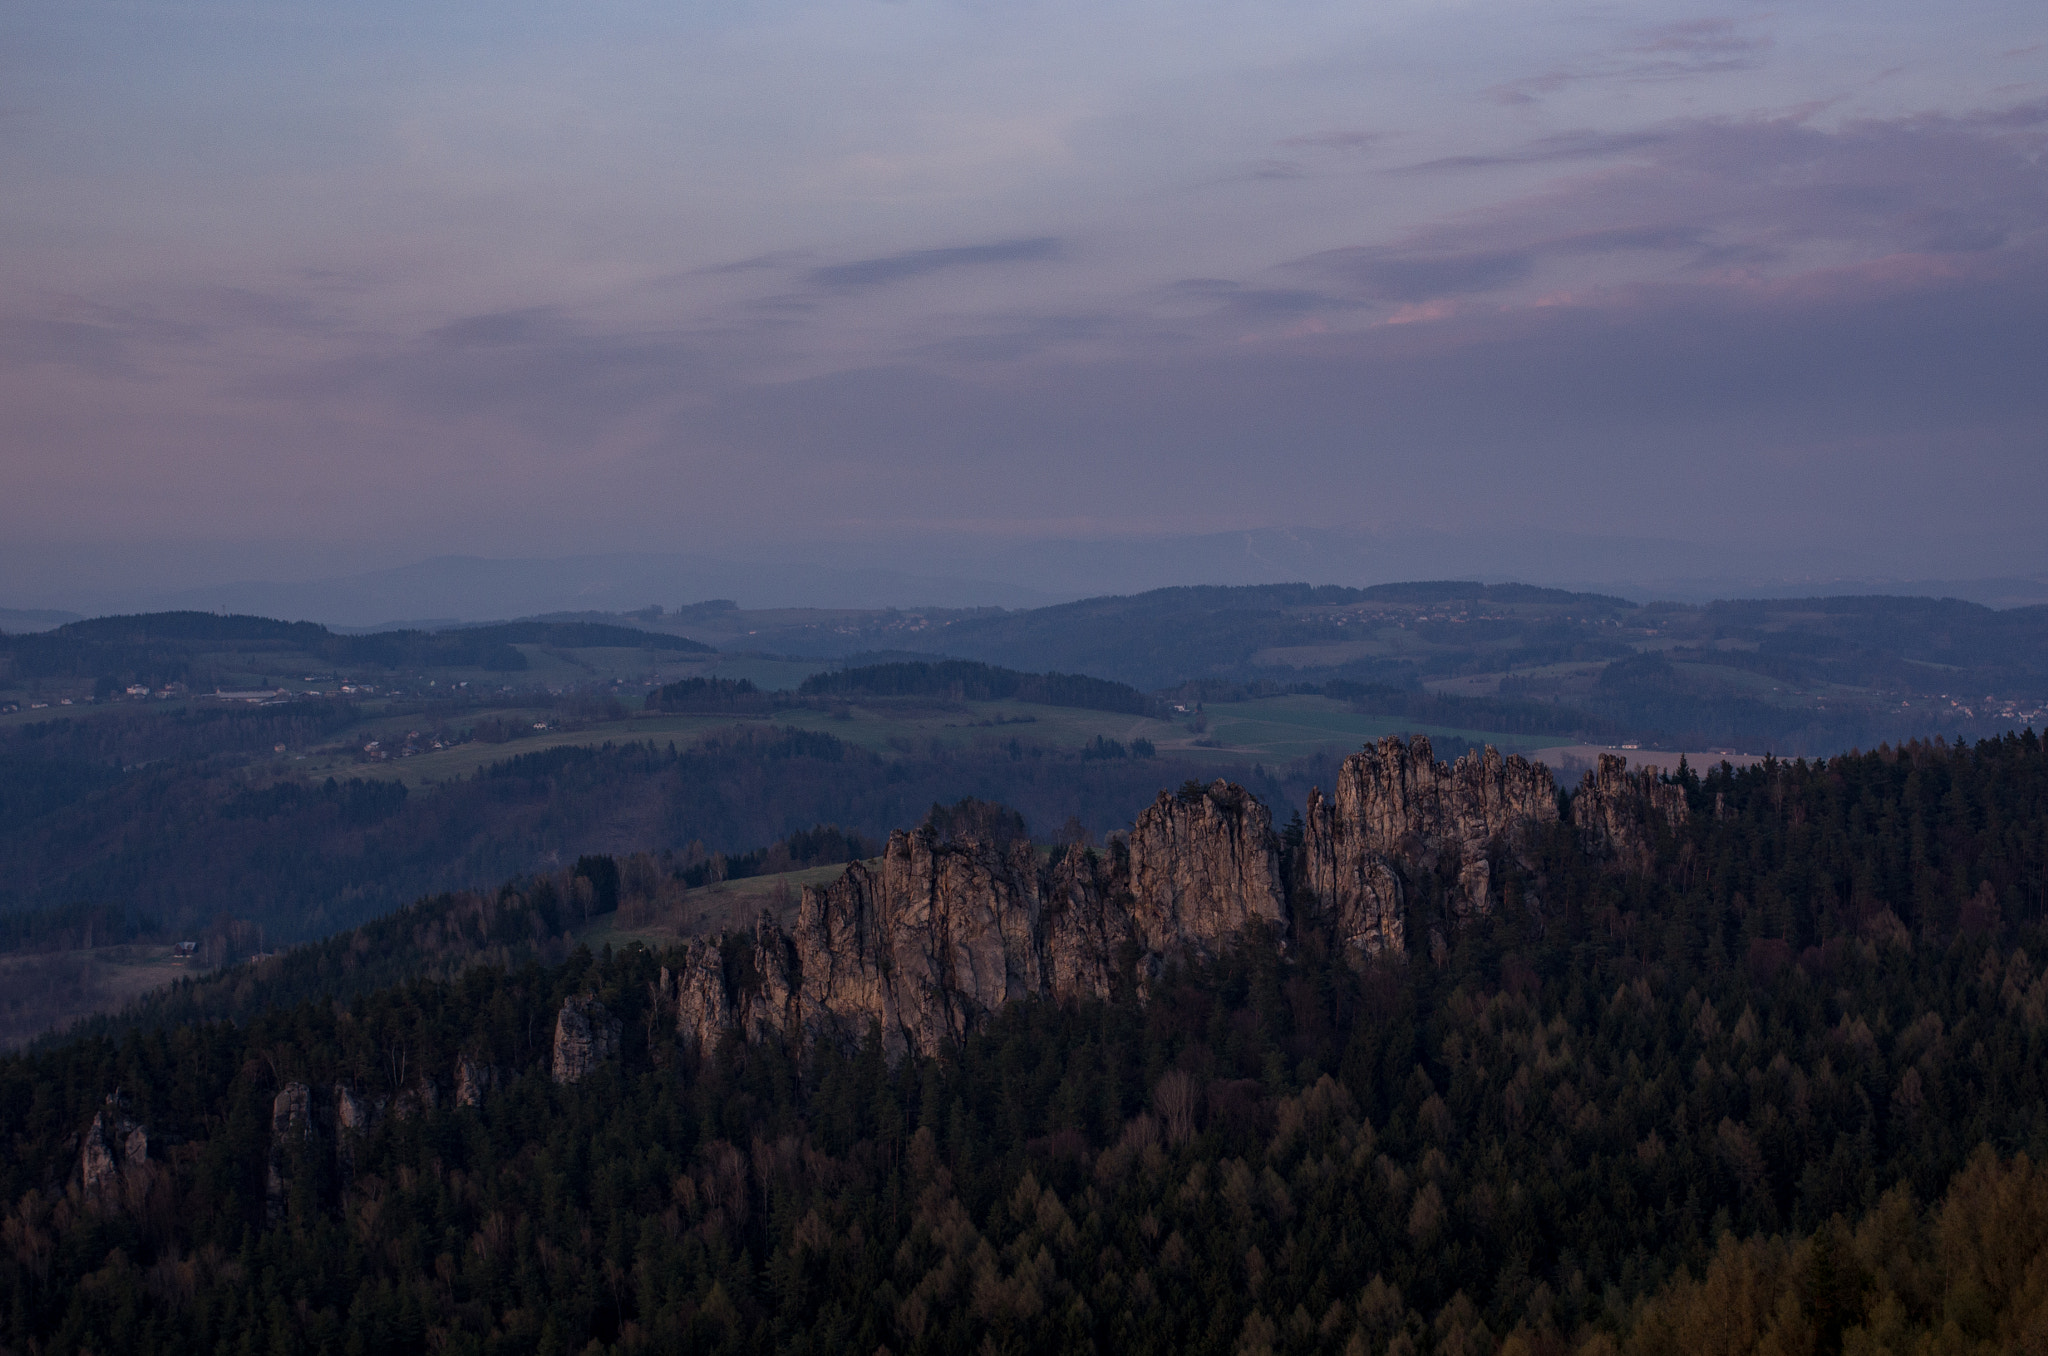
807, 237, 1062, 289
1491, 18, 1772, 105
1300, 248, 1534, 302
1397, 129, 1675, 173
1277, 130, 1380, 152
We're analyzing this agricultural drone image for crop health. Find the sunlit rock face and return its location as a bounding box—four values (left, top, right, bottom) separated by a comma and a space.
675, 788, 1284, 1062
667, 743, 1689, 1056
790, 818, 1044, 1061
1306, 737, 1558, 956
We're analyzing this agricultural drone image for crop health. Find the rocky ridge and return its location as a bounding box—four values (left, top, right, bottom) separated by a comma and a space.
648, 737, 1687, 1062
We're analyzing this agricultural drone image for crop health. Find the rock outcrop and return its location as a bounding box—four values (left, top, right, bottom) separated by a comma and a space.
79, 1098, 148, 1196
671, 788, 1290, 1062
1306, 737, 1557, 954
1040, 842, 1126, 1004
1127, 782, 1286, 959
1573, 754, 1689, 871
455, 1053, 496, 1107
335, 1083, 382, 1137
667, 742, 1690, 1060
552, 995, 621, 1084
333, 1083, 382, 1179
266, 1082, 313, 1221
796, 821, 1043, 1059
673, 916, 802, 1053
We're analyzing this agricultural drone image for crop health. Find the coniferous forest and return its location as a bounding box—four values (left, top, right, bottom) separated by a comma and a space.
3, 734, 2048, 1352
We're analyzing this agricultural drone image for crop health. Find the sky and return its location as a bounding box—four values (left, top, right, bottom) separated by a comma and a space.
1, 0, 2045, 608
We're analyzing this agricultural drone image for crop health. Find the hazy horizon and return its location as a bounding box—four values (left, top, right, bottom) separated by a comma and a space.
8, 529, 2048, 631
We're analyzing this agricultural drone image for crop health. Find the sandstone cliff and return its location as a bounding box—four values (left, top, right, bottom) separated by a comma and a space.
671, 787, 1287, 1062
552, 995, 621, 1085
1127, 782, 1286, 959
1305, 737, 1557, 954
455, 1052, 496, 1107
667, 741, 1690, 1061
79, 1098, 148, 1196
1573, 753, 1689, 871
266, 1082, 313, 1221
1040, 841, 1126, 1005
674, 810, 1051, 1062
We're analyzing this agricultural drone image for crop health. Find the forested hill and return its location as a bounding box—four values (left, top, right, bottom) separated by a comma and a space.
718, 582, 2048, 753
8, 734, 2048, 1353
0, 612, 712, 689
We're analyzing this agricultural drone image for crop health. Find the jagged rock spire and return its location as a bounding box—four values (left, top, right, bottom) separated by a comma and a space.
1306, 736, 1558, 955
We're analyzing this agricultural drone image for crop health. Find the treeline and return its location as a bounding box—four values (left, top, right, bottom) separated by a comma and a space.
647, 662, 1152, 718
646, 677, 778, 713
9, 736, 2048, 1351
444, 621, 712, 654
0, 901, 158, 955
673, 823, 879, 889
1324, 679, 1601, 739
798, 659, 1154, 715
1565, 652, 1974, 754
1333, 662, 2006, 755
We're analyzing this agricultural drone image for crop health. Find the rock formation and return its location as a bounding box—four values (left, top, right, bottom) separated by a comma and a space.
552, 995, 621, 1084
335, 1083, 382, 1137
674, 810, 1052, 1062
1306, 737, 1557, 954
333, 1083, 382, 1179
1127, 782, 1286, 958
1040, 842, 1126, 1004
266, 1082, 313, 1221
79, 1097, 148, 1196
1573, 754, 1689, 872
672, 787, 1288, 1062
455, 1053, 496, 1107
666, 740, 1689, 1060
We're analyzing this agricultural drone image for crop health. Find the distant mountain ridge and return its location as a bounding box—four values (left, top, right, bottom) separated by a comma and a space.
8, 527, 2045, 622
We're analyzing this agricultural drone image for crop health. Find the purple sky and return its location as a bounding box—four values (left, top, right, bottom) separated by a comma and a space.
2, 0, 2045, 605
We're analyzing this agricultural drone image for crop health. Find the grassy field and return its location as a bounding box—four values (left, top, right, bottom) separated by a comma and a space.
579, 860, 864, 952
305, 692, 1568, 789
322, 698, 1193, 787
0, 943, 198, 1050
